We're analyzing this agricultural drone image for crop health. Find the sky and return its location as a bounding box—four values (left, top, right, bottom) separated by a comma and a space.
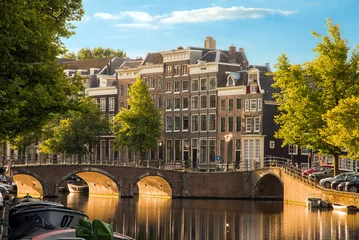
63, 0, 359, 67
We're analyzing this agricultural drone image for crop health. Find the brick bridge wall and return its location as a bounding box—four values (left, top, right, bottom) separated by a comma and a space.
11, 165, 359, 206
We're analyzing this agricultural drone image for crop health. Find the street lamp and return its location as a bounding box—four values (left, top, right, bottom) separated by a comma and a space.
224, 133, 232, 171
158, 141, 162, 169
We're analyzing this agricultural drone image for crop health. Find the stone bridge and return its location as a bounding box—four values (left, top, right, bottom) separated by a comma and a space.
10, 163, 359, 206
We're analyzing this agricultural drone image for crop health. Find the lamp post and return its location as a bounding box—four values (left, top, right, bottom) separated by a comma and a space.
224, 133, 232, 172
158, 141, 162, 169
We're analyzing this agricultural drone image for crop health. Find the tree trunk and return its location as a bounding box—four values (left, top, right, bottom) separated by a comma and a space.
334, 153, 339, 176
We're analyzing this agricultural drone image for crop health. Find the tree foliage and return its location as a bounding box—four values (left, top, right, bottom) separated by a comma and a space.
272, 19, 359, 175
114, 77, 162, 157
0, 0, 84, 141
323, 96, 359, 159
39, 97, 111, 154
63, 47, 127, 60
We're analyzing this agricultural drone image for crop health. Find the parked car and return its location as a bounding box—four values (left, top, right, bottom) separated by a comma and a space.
344, 177, 359, 193
319, 171, 356, 188
302, 165, 333, 177
331, 173, 359, 190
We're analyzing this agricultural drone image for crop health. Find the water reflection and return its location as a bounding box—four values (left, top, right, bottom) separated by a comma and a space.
52, 194, 359, 240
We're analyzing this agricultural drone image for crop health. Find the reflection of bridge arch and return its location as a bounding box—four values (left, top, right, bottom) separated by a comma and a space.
135, 175, 173, 198
13, 173, 44, 197
254, 173, 283, 199
58, 168, 119, 197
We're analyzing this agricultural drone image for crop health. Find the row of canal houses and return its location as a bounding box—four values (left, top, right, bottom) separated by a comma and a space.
58, 37, 313, 171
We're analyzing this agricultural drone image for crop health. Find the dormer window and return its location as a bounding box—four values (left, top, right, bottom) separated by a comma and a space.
250, 85, 257, 93
227, 75, 235, 87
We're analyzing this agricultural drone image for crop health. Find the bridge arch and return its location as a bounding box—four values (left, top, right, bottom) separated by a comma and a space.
12, 171, 45, 197
58, 167, 119, 197
134, 173, 173, 198
254, 173, 283, 199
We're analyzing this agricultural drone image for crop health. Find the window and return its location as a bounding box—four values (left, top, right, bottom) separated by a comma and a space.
209, 114, 216, 131
289, 145, 298, 155
245, 117, 252, 132
166, 66, 172, 77
192, 79, 198, 91
220, 100, 226, 111
142, 77, 147, 84
120, 84, 124, 96
236, 139, 241, 151
200, 95, 207, 109
200, 115, 207, 131
245, 99, 249, 112
250, 99, 257, 111
182, 97, 188, 110
183, 115, 189, 131
182, 64, 189, 75
109, 97, 115, 111
209, 138, 216, 162
228, 99, 234, 111
200, 78, 207, 91
191, 115, 198, 132
251, 85, 257, 93
100, 98, 106, 111
109, 114, 114, 126
158, 94, 163, 108
228, 117, 233, 132
166, 81, 172, 92
149, 76, 155, 89
236, 116, 241, 132
191, 96, 198, 110
209, 77, 216, 90
182, 80, 188, 91
220, 140, 225, 162
174, 97, 181, 110
158, 76, 163, 88
254, 117, 260, 132
166, 98, 172, 111
174, 65, 181, 76
200, 138, 208, 162
174, 81, 180, 92
174, 115, 180, 131
236, 99, 241, 110
209, 95, 216, 108
220, 117, 225, 132
127, 84, 131, 96
270, 141, 275, 149
174, 139, 181, 160
166, 115, 173, 131
301, 148, 311, 155
119, 101, 125, 109
166, 140, 173, 161
258, 99, 262, 111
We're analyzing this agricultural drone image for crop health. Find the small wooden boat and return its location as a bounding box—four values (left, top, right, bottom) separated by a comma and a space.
306, 198, 322, 208
332, 204, 358, 212
67, 180, 89, 193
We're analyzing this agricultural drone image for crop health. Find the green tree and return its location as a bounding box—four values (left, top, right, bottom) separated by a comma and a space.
0, 0, 84, 141
323, 96, 359, 160
272, 19, 359, 175
39, 97, 111, 154
62, 51, 77, 60
114, 77, 162, 164
76, 47, 127, 60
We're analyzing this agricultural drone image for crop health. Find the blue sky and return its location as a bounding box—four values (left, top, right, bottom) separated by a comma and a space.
63, 0, 359, 67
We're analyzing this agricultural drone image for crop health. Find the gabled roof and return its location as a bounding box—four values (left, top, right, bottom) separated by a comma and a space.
196, 49, 245, 64
60, 58, 113, 70
120, 60, 142, 69
141, 52, 163, 66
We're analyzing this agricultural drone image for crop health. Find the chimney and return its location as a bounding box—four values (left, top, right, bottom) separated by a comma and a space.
204, 36, 216, 49
177, 46, 184, 50
241, 60, 248, 70
265, 63, 272, 72
229, 45, 236, 63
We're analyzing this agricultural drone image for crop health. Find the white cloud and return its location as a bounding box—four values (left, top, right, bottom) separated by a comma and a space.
113, 23, 160, 30
160, 6, 297, 25
82, 15, 90, 23
94, 6, 297, 29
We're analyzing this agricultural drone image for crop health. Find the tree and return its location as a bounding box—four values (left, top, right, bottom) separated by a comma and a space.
0, 0, 84, 141
272, 19, 359, 175
39, 97, 111, 154
68, 47, 127, 60
323, 96, 359, 160
114, 77, 162, 164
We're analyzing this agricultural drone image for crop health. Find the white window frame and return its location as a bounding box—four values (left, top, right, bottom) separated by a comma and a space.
251, 85, 257, 93
174, 81, 180, 93
254, 117, 260, 132
289, 145, 298, 155
301, 148, 311, 155
258, 99, 262, 111
174, 65, 181, 76
209, 113, 216, 132
174, 115, 181, 132
200, 95, 207, 109
228, 99, 234, 111
182, 97, 188, 110
166, 81, 172, 93
245, 117, 252, 132
182, 64, 189, 75
100, 98, 106, 111
209, 95, 216, 109
200, 78, 208, 91
158, 76, 163, 88
182, 80, 188, 91
166, 115, 173, 132
270, 141, 275, 149
191, 79, 199, 92
166, 98, 172, 111
245, 99, 249, 112
109, 114, 114, 126
166, 66, 172, 77
109, 97, 115, 111
149, 76, 155, 89
200, 114, 207, 132
174, 97, 181, 110
209, 77, 217, 90
250, 99, 257, 111
191, 96, 198, 110
182, 115, 189, 131
191, 114, 199, 132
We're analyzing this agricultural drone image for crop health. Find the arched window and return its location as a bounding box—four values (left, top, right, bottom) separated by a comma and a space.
227, 75, 234, 86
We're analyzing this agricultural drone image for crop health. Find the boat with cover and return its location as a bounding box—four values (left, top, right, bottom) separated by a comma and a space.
9, 200, 88, 230
332, 204, 358, 212
67, 179, 89, 193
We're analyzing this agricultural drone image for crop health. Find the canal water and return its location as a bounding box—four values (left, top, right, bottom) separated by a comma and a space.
53, 193, 359, 240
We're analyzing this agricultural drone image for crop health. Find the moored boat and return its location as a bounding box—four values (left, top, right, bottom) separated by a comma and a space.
332, 204, 358, 212
67, 179, 89, 193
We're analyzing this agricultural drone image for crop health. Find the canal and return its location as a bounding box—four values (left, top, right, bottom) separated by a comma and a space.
52, 193, 359, 240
